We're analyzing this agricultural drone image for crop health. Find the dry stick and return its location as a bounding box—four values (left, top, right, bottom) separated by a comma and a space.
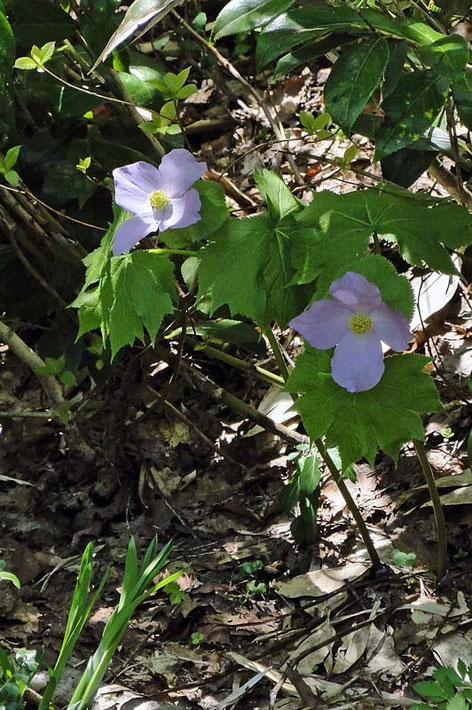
0, 183, 86, 260
0, 320, 63, 405
162, 398, 248, 470
183, 335, 285, 387
446, 97, 468, 204
0, 183, 104, 235
429, 158, 472, 209
414, 439, 447, 580
264, 326, 382, 571
153, 343, 307, 445
171, 10, 304, 184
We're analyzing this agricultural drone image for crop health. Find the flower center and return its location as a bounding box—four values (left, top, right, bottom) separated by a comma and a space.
149, 190, 171, 210
349, 313, 373, 335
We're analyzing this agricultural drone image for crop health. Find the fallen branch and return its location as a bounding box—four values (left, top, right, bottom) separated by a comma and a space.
0, 320, 63, 405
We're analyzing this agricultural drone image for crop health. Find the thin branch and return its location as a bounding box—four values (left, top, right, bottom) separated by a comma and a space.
0, 320, 63, 405
414, 439, 447, 580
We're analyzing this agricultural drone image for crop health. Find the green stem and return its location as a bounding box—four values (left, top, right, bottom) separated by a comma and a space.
146, 248, 199, 257
315, 438, 382, 570
372, 231, 381, 255
183, 336, 285, 387
414, 439, 447, 580
263, 326, 290, 382
265, 324, 382, 570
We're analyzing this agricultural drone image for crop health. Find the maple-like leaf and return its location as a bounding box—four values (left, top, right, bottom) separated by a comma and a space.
286, 347, 441, 469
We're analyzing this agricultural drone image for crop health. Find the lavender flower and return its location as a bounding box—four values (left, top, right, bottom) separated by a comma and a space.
112, 149, 207, 255
290, 272, 412, 393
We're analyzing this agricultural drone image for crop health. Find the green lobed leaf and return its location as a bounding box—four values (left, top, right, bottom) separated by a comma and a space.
213, 0, 294, 41
254, 169, 302, 222
375, 70, 449, 160
413, 680, 448, 700
291, 187, 472, 281
198, 214, 313, 326
72, 209, 176, 357
418, 34, 469, 81
446, 695, 469, 710
162, 180, 229, 247
99, 252, 176, 358
324, 37, 389, 132
316, 254, 415, 321
286, 348, 441, 469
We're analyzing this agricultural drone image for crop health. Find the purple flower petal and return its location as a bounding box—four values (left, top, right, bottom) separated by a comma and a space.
331, 331, 384, 392
330, 272, 382, 310
113, 161, 161, 215
160, 189, 202, 231
112, 215, 156, 255
158, 149, 207, 198
371, 304, 411, 352
290, 299, 351, 349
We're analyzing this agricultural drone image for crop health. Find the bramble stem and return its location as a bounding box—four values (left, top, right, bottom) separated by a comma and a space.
265, 325, 382, 570
414, 439, 447, 580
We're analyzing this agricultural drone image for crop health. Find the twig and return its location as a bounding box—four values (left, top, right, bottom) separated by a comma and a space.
172, 10, 304, 184
153, 343, 307, 445
162, 398, 247, 470
0, 320, 63, 405
429, 159, 472, 209
414, 439, 448, 580
183, 335, 284, 387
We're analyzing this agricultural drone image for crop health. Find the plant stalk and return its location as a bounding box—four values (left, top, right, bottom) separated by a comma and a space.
265, 325, 382, 570
147, 248, 199, 257
413, 439, 447, 580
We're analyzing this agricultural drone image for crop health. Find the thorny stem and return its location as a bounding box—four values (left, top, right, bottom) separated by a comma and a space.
265, 324, 382, 570
413, 439, 447, 580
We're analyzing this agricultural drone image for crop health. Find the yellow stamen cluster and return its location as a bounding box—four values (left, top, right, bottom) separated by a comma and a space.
349, 313, 373, 335
149, 190, 171, 210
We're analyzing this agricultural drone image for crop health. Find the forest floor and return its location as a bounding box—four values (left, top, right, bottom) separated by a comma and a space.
2, 19, 472, 710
